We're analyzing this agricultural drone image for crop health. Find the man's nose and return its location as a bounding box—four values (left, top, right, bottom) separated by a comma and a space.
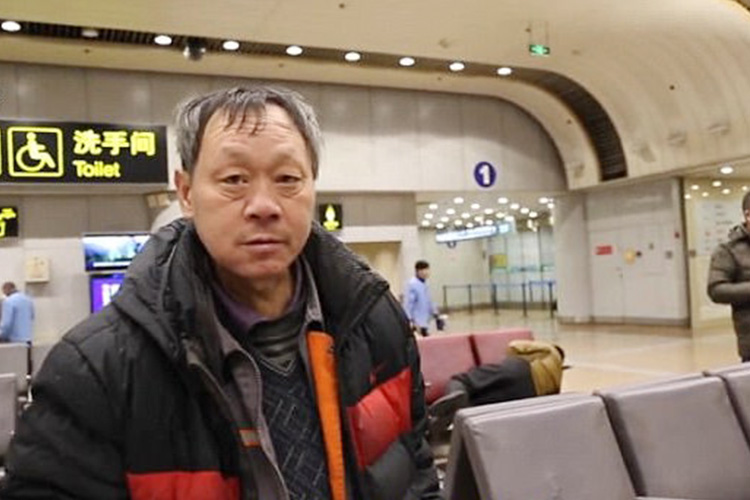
242, 184, 282, 220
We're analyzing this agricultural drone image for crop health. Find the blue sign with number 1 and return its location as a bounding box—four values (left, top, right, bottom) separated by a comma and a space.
474, 161, 497, 188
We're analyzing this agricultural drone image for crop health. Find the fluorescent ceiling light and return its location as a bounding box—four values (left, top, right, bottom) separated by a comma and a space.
720, 165, 734, 175
449, 61, 465, 72
344, 51, 361, 62
428, 203, 438, 210
154, 35, 173, 46
399, 56, 416, 67
496, 66, 513, 76
453, 196, 464, 204
1, 21, 21, 32
424, 213, 434, 220
446, 208, 456, 215
498, 197, 509, 204
286, 45, 303, 56
222, 40, 240, 51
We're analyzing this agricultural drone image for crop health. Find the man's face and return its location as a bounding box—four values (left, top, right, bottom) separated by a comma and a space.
176, 105, 315, 289
417, 267, 430, 280
745, 209, 750, 229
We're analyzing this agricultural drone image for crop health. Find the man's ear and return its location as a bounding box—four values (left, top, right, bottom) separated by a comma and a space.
175, 170, 194, 218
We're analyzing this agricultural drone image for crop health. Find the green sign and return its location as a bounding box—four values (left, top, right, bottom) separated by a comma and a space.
529, 44, 551, 57
0, 120, 168, 184
318, 203, 343, 232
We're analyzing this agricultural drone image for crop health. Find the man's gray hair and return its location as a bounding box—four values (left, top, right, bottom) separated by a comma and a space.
174, 85, 322, 177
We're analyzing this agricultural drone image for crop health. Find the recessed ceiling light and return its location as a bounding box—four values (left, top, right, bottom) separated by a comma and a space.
154, 35, 173, 46
505, 215, 515, 222
1, 21, 21, 32
461, 213, 471, 219
712, 180, 722, 187
484, 220, 494, 226
465, 222, 473, 228
455, 220, 464, 226
474, 216, 483, 222
722, 188, 731, 195
520, 207, 530, 214
399, 56, 416, 67
496, 66, 513, 76
547, 203, 555, 210
424, 213, 434, 220
684, 194, 692, 200
421, 220, 430, 227
470, 203, 481, 210
529, 211, 538, 218
510, 203, 520, 210
81, 28, 99, 38
495, 212, 505, 218
744, 186, 749, 192
344, 51, 361, 62
446, 208, 456, 215
538, 197, 549, 204
720, 165, 734, 175
497, 197, 509, 204
428, 203, 438, 210
453, 196, 464, 204
440, 216, 449, 223
484, 208, 494, 215
222, 40, 240, 51
286, 45, 303, 56
436, 223, 445, 229
702, 192, 709, 197
449, 61, 465, 72
691, 184, 700, 190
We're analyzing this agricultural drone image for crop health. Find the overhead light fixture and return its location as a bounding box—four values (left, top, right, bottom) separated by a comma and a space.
505, 215, 514, 222
744, 186, 749, 192
222, 40, 240, 51
496, 66, 513, 76
436, 223, 445, 229
470, 203, 481, 210
723, 188, 731, 195
446, 208, 456, 215
154, 34, 173, 46
529, 211, 538, 218
455, 220, 464, 226
424, 213, 434, 220
520, 207, 530, 214
428, 203, 438, 210
344, 51, 361, 62
286, 45, 304, 56
484, 220, 494, 226
690, 184, 699, 190
399, 56, 416, 67
449, 61, 465, 72
702, 192, 709, 197
81, 28, 99, 38
497, 197, 509, 204
720, 165, 734, 175
461, 213, 471, 219
474, 216, 483, 222
421, 221, 430, 227
547, 203, 555, 210
684, 194, 692, 200
510, 203, 520, 210
465, 222, 473, 228
440, 216, 449, 223
712, 180, 722, 187
1, 20, 21, 32
484, 208, 494, 215
453, 196, 464, 204
495, 212, 505, 218
539, 197, 549, 204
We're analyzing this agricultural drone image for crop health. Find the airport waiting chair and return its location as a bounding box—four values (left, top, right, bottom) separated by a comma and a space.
706, 364, 750, 446
469, 328, 534, 365
31, 343, 54, 380
444, 394, 644, 500
0, 373, 18, 463
599, 376, 750, 500
0, 343, 29, 396
416, 334, 476, 404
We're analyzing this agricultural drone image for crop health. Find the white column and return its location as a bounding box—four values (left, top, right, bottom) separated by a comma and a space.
554, 193, 592, 323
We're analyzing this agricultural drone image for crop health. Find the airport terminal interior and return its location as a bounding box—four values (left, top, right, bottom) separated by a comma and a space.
2, 0, 750, 498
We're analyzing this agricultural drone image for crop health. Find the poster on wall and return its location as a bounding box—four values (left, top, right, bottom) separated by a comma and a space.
695, 200, 737, 256
0, 120, 168, 185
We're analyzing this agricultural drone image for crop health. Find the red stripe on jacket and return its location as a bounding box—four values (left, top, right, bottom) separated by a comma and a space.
127, 471, 239, 500
346, 367, 413, 469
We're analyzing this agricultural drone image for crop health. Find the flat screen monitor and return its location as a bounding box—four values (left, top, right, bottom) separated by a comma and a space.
89, 273, 125, 313
82, 233, 149, 272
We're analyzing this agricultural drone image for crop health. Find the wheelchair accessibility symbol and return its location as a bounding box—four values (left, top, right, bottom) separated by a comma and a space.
7, 127, 64, 177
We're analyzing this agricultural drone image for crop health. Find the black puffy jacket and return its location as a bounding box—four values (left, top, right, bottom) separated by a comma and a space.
1, 220, 439, 500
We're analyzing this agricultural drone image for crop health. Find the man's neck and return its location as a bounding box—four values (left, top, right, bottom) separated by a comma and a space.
218, 270, 294, 320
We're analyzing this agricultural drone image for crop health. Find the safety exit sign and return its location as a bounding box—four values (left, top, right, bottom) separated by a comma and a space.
529, 44, 551, 57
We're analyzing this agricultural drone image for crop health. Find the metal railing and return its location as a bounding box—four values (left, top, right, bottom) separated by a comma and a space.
442, 280, 556, 317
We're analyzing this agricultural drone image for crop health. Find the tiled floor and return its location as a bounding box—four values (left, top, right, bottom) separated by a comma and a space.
439, 308, 740, 393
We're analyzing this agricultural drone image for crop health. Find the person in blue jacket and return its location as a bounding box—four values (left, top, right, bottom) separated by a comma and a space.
404, 260, 440, 337
0, 282, 34, 344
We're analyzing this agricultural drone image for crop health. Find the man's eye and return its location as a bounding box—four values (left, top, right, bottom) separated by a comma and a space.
277, 174, 301, 184
222, 175, 243, 185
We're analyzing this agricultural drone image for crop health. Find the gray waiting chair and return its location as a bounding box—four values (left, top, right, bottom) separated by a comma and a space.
31, 343, 54, 380
706, 364, 750, 446
0, 343, 29, 396
600, 376, 750, 500
444, 394, 650, 500
0, 373, 17, 463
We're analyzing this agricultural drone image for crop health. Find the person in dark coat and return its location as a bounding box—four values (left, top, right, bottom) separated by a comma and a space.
1, 86, 439, 500
708, 191, 750, 362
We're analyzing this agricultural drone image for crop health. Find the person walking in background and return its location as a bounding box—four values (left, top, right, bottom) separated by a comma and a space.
0, 282, 34, 344
404, 260, 440, 337
708, 191, 750, 362
1, 85, 439, 500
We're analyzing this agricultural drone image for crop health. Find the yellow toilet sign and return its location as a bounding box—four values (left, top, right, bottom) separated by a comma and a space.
0, 119, 167, 185
0, 206, 19, 238
7, 127, 64, 177
318, 203, 343, 232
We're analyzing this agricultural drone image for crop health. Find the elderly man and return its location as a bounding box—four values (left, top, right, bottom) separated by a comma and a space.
2, 86, 439, 500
